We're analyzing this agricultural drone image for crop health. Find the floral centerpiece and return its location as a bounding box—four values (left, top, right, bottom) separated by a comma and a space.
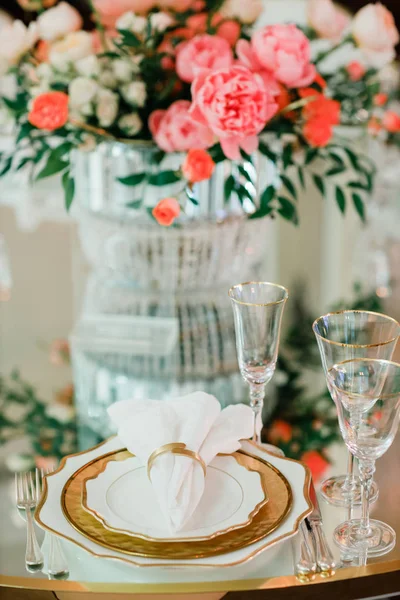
0, 0, 397, 225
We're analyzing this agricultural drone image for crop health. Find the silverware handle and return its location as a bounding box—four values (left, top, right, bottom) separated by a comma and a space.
309, 520, 336, 576
295, 522, 317, 580
25, 508, 44, 568
47, 532, 69, 578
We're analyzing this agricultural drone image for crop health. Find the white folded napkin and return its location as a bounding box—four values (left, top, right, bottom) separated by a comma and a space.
107, 392, 254, 532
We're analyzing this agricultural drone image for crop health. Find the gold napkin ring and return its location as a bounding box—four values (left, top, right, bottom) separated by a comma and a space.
147, 442, 207, 480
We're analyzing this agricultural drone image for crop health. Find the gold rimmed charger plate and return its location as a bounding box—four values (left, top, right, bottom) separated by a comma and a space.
61, 449, 293, 560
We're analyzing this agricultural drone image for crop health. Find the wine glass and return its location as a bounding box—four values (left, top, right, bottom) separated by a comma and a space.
312, 310, 399, 507
329, 358, 400, 560
229, 281, 288, 444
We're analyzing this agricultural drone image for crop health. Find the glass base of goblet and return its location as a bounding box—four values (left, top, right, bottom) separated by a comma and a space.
334, 519, 396, 557
320, 475, 378, 507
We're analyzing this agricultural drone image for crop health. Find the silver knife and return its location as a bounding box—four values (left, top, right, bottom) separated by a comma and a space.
306, 480, 336, 576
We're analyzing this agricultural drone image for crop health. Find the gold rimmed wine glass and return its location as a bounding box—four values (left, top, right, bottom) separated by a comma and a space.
313, 310, 400, 507
229, 281, 288, 444
329, 358, 400, 560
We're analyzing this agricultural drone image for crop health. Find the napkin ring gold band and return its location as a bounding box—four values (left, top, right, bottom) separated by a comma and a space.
147, 443, 207, 480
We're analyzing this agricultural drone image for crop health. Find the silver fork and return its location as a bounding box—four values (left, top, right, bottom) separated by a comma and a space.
15, 472, 44, 572
36, 468, 69, 580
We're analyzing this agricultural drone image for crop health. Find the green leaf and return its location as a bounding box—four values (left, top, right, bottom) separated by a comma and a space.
62, 171, 75, 212
15, 157, 32, 171
352, 193, 365, 223
280, 174, 297, 200
224, 174, 235, 203
282, 144, 293, 170
126, 200, 142, 209
347, 181, 367, 190
0, 156, 12, 177
313, 174, 325, 197
117, 172, 147, 186
36, 152, 68, 180
16, 122, 34, 144
250, 185, 275, 219
51, 142, 72, 161
335, 186, 346, 214
343, 147, 360, 172
235, 184, 254, 205
208, 144, 226, 164
298, 166, 305, 190
325, 165, 347, 177
148, 170, 181, 186
119, 29, 141, 47
258, 142, 277, 163
328, 151, 345, 167
238, 164, 253, 183
277, 196, 298, 225
305, 148, 319, 165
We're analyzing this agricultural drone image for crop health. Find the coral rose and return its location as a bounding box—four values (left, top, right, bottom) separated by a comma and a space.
176, 34, 233, 83
346, 60, 366, 82
300, 89, 340, 125
268, 420, 293, 444
149, 100, 214, 152
152, 197, 180, 226
92, 0, 155, 27
215, 20, 241, 46
383, 110, 400, 133
352, 3, 399, 68
374, 93, 388, 107
301, 450, 329, 482
37, 2, 83, 41
307, 0, 349, 42
189, 65, 278, 160
251, 24, 316, 88
303, 118, 333, 147
368, 116, 382, 136
28, 91, 69, 131
182, 148, 215, 183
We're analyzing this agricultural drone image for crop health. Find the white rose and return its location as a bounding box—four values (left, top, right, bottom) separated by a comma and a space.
37, 2, 83, 41
307, 0, 349, 42
69, 76, 98, 107
118, 112, 142, 136
76, 54, 100, 78
30, 83, 50, 96
113, 58, 137, 82
5, 453, 34, 473
98, 69, 118, 89
0, 74, 18, 100
352, 3, 400, 68
121, 80, 146, 107
0, 105, 12, 127
49, 31, 94, 71
220, 0, 262, 24
116, 12, 147, 34
46, 403, 75, 424
0, 21, 37, 65
96, 88, 119, 127
36, 62, 53, 80
2, 402, 30, 423
150, 12, 174, 32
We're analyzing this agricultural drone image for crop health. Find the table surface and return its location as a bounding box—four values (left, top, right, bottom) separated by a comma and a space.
0, 435, 399, 598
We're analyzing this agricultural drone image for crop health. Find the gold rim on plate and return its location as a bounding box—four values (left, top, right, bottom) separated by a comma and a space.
61, 449, 293, 560
81, 450, 270, 543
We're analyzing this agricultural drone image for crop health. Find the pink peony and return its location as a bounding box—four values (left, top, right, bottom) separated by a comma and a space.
176, 34, 233, 83
92, 0, 155, 27
352, 3, 399, 68
236, 38, 281, 95
251, 24, 316, 88
307, 0, 349, 42
149, 99, 214, 152
189, 65, 278, 160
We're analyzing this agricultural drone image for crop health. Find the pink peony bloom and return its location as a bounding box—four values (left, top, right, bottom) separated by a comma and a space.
352, 3, 399, 68
92, 0, 155, 27
251, 24, 316, 88
149, 99, 214, 152
189, 65, 278, 160
176, 34, 233, 83
307, 0, 349, 42
236, 38, 281, 95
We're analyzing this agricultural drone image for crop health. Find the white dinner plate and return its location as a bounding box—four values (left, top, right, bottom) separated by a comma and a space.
83, 453, 268, 541
35, 437, 312, 571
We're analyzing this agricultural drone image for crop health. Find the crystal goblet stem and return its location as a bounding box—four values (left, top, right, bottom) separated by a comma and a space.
249, 382, 266, 443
